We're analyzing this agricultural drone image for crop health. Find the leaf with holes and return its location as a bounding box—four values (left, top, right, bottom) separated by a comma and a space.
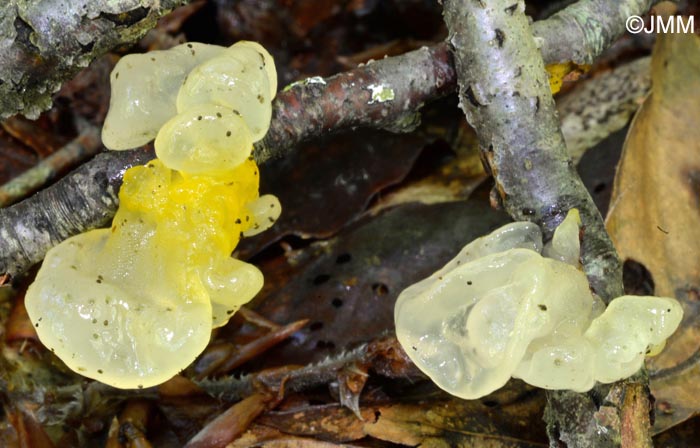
247, 201, 509, 367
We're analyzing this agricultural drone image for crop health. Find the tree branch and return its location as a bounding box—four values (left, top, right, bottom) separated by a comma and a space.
0, 0, 188, 119
444, 0, 622, 301
442, 1, 651, 447
254, 44, 456, 162
533, 0, 656, 65
0, 149, 153, 283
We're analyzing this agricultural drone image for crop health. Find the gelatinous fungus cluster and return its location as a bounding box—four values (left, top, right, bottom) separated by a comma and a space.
395, 210, 683, 399
25, 41, 280, 389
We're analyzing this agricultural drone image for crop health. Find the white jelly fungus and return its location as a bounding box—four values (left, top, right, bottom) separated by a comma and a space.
26, 41, 280, 389
394, 210, 683, 399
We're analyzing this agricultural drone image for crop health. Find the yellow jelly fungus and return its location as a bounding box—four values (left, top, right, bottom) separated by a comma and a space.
231, 41, 278, 97
395, 210, 683, 399
25, 158, 275, 388
102, 41, 277, 150
242, 194, 282, 237
26, 41, 281, 389
176, 42, 277, 142
154, 104, 254, 175
102, 42, 226, 150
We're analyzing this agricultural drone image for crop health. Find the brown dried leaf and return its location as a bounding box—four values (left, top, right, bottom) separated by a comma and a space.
5, 403, 55, 448
371, 130, 486, 212
251, 387, 546, 447
230, 423, 362, 448
185, 393, 270, 448
1, 116, 66, 159
238, 130, 427, 258
249, 201, 509, 367
604, 32, 700, 432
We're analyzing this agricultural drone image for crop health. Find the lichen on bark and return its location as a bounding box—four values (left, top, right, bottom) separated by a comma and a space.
0, 0, 188, 119
533, 0, 656, 64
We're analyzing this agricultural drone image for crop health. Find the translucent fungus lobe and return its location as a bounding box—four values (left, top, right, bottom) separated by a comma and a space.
394, 210, 683, 399
27, 41, 281, 389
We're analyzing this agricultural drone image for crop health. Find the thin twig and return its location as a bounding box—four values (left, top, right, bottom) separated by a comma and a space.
254, 44, 456, 162
196, 335, 421, 403
0, 124, 104, 207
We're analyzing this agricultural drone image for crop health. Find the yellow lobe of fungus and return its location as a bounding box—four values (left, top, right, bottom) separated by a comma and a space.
102, 42, 226, 150
25, 158, 270, 389
26, 40, 280, 389
119, 158, 260, 256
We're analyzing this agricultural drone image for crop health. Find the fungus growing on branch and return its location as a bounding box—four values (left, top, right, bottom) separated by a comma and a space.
395, 210, 682, 399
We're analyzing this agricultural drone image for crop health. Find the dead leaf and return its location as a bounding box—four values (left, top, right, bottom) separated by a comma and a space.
604, 31, 700, 433
251, 386, 546, 447
186, 393, 271, 448
371, 127, 487, 212
248, 201, 509, 367
545, 61, 589, 95
238, 130, 426, 258
230, 422, 363, 447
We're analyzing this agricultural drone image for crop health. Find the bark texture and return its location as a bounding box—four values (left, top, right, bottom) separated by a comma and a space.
0, 148, 153, 283
444, 0, 622, 301
0, 0, 188, 119
533, 0, 656, 64
254, 44, 456, 162
442, 1, 649, 446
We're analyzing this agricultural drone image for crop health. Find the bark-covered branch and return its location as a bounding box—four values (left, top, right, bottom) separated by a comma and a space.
444, 0, 622, 302
442, 1, 648, 447
0, 149, 153, 283
533, 0, 656, 65
254, 44, 456, 161
0, 0, 188, 119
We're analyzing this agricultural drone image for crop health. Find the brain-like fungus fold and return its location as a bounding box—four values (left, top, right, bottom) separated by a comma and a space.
25, 41, 279, 389
394, 210, 683, 399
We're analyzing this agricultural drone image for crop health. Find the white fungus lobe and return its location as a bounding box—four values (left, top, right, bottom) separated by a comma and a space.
394, 210, 683, 399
